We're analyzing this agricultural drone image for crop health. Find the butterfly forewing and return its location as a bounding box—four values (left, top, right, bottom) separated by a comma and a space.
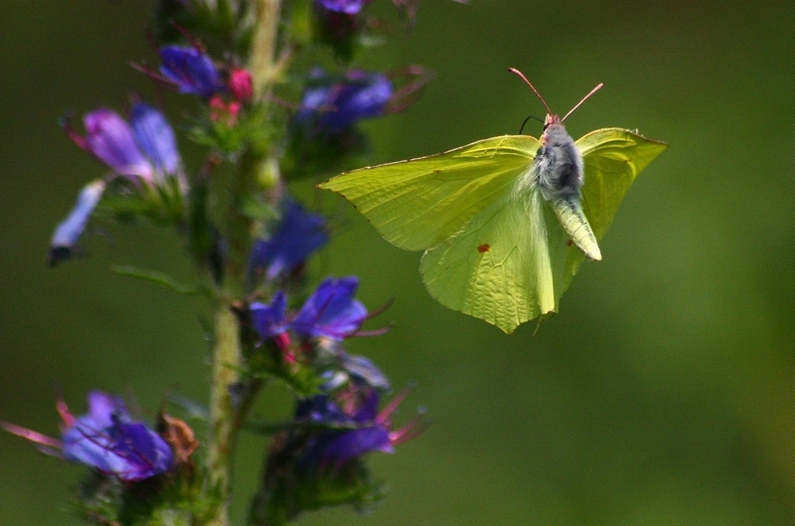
319, 135, 539, 251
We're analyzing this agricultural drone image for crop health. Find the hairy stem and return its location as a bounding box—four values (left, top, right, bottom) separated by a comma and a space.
250, 0, 282, 99
206, 303, 243, 526
204, 1, 282, 524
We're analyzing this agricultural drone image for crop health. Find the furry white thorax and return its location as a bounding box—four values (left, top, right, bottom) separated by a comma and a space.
513, 122, 584, 203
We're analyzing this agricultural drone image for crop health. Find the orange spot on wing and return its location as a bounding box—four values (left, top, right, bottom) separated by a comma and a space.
477, 244, 490, 253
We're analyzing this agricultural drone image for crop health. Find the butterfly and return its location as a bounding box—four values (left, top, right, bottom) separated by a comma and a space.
319, 68, 667, 334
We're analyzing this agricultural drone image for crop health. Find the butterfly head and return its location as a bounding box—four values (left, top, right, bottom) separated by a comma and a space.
541, 115, 571, 146
542, 113, 563, 133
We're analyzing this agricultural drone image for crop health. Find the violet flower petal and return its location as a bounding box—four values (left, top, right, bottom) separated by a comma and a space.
311, 425, 393, 465
292, 277, 368, 340
159, 45, 220, 99
296, 69, 393, 135
296, 393, 393, 468
316, 0, 371, 14
130, 102, 181, 178
251, 291, 289, 340
85, 391, 129, 428
295, 395, 349, 424
249, 202, 329, 281
319, 72, 392, 133
342, 354, 391, 391
83, 109, 153, 181
61, 391, 173, 481
49, 179, 106, 266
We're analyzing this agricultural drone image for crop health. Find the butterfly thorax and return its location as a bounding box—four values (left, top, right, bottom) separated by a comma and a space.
533, 118, 584, 203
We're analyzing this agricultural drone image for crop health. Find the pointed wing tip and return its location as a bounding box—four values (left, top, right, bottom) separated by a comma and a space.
492, 321, 517, 335
317, 172, 351, 191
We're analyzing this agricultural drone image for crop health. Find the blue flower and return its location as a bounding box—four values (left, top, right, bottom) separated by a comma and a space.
251, 277, 373, 349
297, 388, 423, 468
295, 69, 393, 135
66, 102, 182, 185
292, 277, 369, 340
338, 353, 391, 391
317, 340, 391, 392
159, 45, 221, 99
249, 201, 329, 282
78, 108, 154, 181
2, 391, 173, 482
303, 391, 391, 465
130, 102, 181, 179
48, 179, 105, 266
251, 290, 289, 340
314, 0, 460, 28
316, 0, 372, 15
52, 102, 183, 264
295, 395, 351, 424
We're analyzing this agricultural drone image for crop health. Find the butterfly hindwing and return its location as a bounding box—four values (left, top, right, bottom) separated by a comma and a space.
421, 187, 570, 333
562, 129, 669, 288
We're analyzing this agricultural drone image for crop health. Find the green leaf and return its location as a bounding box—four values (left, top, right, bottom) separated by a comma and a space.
111, 265, 213, 297
320, 129, 666, 334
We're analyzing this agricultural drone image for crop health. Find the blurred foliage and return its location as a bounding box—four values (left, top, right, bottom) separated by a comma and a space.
1, 1, 795, 525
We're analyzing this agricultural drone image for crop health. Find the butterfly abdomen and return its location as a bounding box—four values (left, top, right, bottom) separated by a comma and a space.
532, 123, 600, 261
551, 196, 602, 261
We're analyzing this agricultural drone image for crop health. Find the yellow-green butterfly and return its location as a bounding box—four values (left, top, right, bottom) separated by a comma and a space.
319, 68, 667, 334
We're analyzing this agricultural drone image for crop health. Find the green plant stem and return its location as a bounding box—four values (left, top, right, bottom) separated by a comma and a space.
250, 0, 282, 100
206, 303, 242, 526
204, 1, 282, 525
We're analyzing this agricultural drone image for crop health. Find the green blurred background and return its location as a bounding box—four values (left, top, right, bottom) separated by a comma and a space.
3, 0, 795, 524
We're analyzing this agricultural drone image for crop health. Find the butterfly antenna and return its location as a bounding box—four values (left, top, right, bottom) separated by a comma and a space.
508, 67, 553, 116
519, 115, 543, 135
561, 83, 604, 122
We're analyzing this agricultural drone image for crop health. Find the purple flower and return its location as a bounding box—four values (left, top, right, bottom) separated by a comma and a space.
306, 391, 391, 464
316, 0, 372, 14
159, 45, 221, 99
62, 392, 173, 481
250, 277, 381, 355
296, 69, 393, 135
48, 179, 105, 266
249, 202, 329, 281
295, 395, 351, 424
318, 340, 391, 392
251, 291, 289, 340
51, 103, 183, 264
339, 353, 391, 391
2, 391, 173, 482
297, 388, 423, 468
67, 102, 182, 185
130, 102, 181, 178
315, 0, 460, 29
292, 277, 368, 340
79, 109, 154, 181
